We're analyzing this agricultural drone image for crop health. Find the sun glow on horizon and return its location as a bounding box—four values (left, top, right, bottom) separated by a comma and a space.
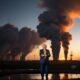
26, 40, 80, 61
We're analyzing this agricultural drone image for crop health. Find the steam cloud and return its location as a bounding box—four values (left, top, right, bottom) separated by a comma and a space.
37, 0, 80, 60
0, 24, 45, 60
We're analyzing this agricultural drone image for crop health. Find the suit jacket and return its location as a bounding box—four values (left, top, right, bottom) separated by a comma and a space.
39, 49, 50, 64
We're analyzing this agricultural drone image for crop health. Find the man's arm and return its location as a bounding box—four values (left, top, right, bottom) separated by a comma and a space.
39, 50, 44, 58
47, 50, 51, 57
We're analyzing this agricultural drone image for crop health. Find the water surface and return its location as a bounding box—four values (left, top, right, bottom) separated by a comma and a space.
0, 74, 80, 80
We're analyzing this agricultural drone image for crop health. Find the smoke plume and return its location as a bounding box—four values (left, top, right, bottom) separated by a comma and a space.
37, 0, 80, 60
19, 27, 45, 60
38, 0, 80, 30
39, 0, 80, 17
61, 32, 72, 60
0, 24, 45, 60
0, 24, 19, 60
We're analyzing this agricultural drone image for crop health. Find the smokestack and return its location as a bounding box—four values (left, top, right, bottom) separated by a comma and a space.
37, 0, 74, 60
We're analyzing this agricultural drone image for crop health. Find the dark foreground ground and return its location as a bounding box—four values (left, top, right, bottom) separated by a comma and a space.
0, 60, 80, 75
0, 60, 80, 80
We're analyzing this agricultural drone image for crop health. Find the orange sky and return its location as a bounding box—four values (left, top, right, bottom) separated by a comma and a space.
26, 41, 80, 60
26, 40, 80, 61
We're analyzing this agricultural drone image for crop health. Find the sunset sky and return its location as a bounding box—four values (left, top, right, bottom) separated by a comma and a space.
0, 0, 80, 60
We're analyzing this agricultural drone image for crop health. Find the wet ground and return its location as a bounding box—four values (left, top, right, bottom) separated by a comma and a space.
0, 74, 80, 80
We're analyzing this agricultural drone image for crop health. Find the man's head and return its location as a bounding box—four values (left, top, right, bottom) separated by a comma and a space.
42, 44, 47, 49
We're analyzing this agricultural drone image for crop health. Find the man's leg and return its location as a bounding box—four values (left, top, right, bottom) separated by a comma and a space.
45, 65, 48, 80
40, 64, 44, 80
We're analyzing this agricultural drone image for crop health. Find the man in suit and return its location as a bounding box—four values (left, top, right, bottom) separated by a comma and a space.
39, 44, 51, 80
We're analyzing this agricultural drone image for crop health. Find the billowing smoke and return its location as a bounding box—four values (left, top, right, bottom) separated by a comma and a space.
19, 27, 45, 60
38, 0, 80, 30
0, 24, 45, 60
0, 24, 19, 60
38, 0, 80, 17
37, 0, 79, 60
61, 32, 72, 60
38, 11, 73, 32
37, 23, 61, 60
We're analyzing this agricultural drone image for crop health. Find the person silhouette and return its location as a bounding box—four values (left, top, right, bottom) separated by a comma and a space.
39, 44, 51, 80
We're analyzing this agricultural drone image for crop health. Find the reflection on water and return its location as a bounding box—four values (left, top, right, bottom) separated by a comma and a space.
29, 74, 80, 80
51, 74, 60, 80
0, 74, 80, 80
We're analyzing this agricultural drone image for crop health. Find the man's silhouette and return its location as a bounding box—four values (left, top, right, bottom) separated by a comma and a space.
39, 44, 50, 80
